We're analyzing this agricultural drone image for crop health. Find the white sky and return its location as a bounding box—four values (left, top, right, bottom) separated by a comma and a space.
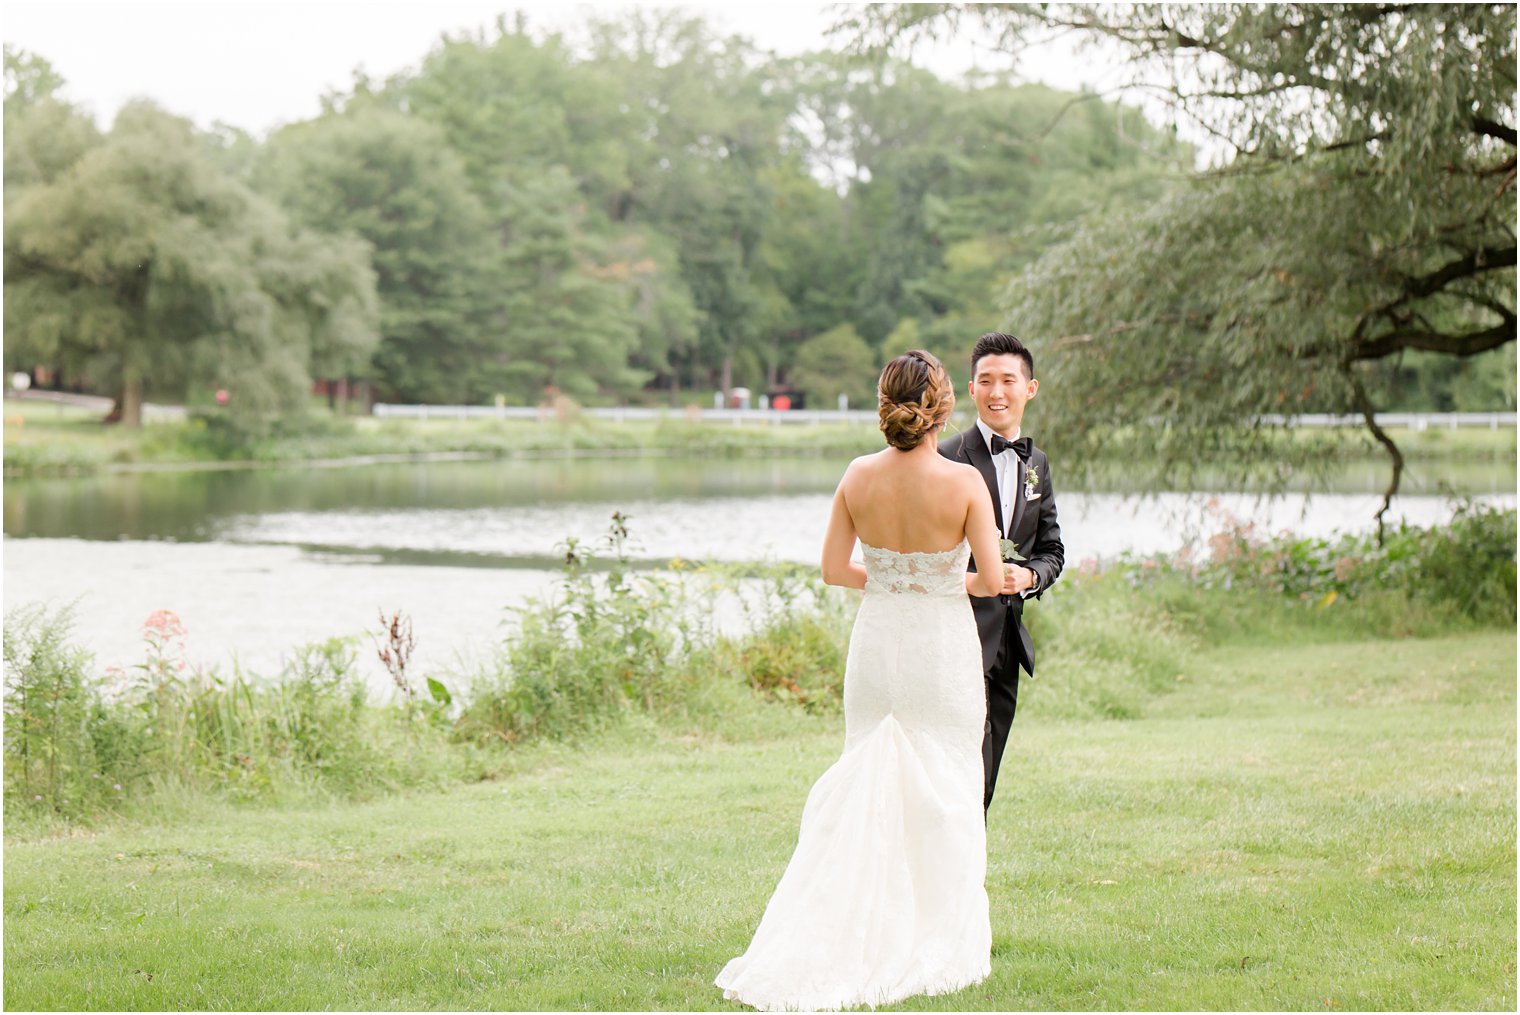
1, 0, 1123, 137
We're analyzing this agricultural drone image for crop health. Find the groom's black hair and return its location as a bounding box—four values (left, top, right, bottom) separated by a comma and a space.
970, 332, 1033, 382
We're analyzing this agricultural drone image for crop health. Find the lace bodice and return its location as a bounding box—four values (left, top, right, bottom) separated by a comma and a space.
861, 539, 970, 596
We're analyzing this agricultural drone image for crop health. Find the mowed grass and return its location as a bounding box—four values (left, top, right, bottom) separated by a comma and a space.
4, 631, 1514, 1011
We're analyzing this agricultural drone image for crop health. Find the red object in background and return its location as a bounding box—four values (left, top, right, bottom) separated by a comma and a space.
773, 394, 792, 411
215, 389, 230, 406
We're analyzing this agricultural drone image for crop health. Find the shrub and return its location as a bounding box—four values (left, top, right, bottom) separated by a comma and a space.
457, 518, 858, 742
2, 604, 110, 817
458, 513, 700, 743
1109, 499, 1516, 627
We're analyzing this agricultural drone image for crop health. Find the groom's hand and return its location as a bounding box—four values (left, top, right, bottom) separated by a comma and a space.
1002, 564, 1035, 596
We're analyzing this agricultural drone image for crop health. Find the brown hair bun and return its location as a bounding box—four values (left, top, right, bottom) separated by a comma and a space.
878, 349, 954, 451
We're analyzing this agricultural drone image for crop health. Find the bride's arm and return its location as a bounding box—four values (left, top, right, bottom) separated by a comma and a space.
821, 479, 867, 589
964, 480, 1004, 598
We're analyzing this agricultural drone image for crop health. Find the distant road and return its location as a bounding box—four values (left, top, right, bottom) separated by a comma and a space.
6, 389, 1513, 429
4, 389, 186, 421
375, 402, 1518, 429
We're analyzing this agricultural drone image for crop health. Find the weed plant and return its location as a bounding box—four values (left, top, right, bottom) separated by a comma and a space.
5, 508, 1512, 830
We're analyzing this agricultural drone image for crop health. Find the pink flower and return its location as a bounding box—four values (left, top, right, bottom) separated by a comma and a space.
143, 610, 187, 639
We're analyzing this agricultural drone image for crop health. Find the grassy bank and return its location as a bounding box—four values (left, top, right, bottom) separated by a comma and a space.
4, 397, 1515, 477
1, 400, 884, 476
4, 628, 1513, 1011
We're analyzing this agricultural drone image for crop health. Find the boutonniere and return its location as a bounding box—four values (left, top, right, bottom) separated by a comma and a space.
1024, 464, 1041, 501
999, 538, 1025, 563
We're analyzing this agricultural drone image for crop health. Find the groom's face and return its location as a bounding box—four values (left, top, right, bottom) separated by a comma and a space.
969, 353, 1037, 436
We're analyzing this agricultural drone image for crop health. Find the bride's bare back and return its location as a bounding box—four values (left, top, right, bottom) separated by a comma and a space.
821, 439, 1002, 596
845, 449, 980, 553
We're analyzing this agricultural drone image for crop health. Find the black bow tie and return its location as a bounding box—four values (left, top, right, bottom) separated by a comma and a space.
990, 434, 1031, 459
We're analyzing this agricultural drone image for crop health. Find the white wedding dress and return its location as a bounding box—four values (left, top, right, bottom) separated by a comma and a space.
716, 539, 991, 1012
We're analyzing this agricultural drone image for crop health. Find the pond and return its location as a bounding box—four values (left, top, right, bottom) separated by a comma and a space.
5, 453, 1513, 688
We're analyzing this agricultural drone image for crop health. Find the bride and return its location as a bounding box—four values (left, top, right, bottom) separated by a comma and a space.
716, 350, 1004, 1011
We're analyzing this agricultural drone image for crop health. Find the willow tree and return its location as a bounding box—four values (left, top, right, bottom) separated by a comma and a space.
847, 4, 1516, 527
5, 102, 378, 424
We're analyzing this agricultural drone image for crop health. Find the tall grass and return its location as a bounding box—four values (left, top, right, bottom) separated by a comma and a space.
1, 516, 856, 827
5, 508, 1513, 828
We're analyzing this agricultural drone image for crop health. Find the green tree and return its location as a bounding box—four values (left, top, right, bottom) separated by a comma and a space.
3, 47, 100, 195
583, 14, 804, 396
261, 107, 502, 403
4, 103, 378, 424
495, 168, 646, 402
848, 4, 1517, 525
375, 20, 701, 402
790, 323, 879, 409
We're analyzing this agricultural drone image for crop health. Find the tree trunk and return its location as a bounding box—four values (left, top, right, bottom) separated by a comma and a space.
109, 369, 144, 427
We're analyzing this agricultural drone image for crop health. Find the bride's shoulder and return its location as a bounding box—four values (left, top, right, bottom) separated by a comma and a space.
937, 456, 982, 482
845, 449, 893, 472
836, 450, 888, 489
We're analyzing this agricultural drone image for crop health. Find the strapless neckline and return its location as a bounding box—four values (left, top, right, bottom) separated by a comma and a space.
858, 538, 968, 559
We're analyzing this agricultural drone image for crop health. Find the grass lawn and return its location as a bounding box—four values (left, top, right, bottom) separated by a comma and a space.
3, 629, 1513, 1011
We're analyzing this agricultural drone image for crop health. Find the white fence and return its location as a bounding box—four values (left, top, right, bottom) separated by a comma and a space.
373, 403, 1516, 429
1259, 412, 1517, 430
372, 403, 882, 425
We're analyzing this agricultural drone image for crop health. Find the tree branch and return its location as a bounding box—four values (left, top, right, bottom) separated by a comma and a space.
1399, 246, 1517, 300
1473, 116, 1517, 146
1355, 315, 1515, 360
1346, 362, 1402, 545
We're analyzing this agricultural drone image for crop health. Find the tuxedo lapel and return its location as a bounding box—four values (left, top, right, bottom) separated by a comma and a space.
1006, 456, 1028, 541
959, 432, 1004, 534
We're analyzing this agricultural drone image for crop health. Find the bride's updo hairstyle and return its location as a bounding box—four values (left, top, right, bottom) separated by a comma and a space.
877, 349, 954, 451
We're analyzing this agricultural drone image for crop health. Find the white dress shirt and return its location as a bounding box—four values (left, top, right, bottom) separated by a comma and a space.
974, 418, 1037, 596
974, 418, 1020, 536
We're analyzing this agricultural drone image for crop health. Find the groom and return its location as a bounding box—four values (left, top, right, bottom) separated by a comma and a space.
940, 332, 1064, 812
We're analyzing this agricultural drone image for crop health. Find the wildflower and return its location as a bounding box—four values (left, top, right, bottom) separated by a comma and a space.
143, 610, 187, 639
114, 784, 123, 791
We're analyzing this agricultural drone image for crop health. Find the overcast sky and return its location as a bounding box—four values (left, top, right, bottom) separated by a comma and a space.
2, 0, 1120, 136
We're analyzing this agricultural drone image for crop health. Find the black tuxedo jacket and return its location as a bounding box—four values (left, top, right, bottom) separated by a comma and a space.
939, 427, 1064, 677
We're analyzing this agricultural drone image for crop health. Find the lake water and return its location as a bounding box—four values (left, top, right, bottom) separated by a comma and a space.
4, 455, 1514, 689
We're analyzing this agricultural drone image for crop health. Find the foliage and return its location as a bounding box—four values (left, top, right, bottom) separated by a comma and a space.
1, 608, 485, 821
3, 604, 109, 816
493, 168, 648, 401
10, 12, 1514, 427
457, 515, 850, 742
1101, 500, 1518, 627
3, 101, 379, 425
702, 560, 851, 711
2, 47, 98, 193
788, 323, 879, 409
1366, 344, 1518, 413
259, 107, 502, 403
847, 3, 1517, 513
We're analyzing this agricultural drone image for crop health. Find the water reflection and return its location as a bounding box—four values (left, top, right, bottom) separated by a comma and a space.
4, 453, 1514, 543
